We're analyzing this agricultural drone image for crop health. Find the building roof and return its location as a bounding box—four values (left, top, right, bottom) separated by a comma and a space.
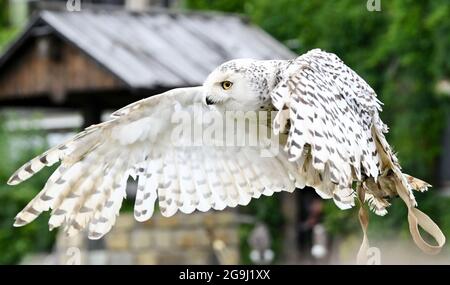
0, 8, 296, 89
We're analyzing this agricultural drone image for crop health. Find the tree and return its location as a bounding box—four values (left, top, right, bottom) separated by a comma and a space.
0, 0, 9, 27
0, 0, 17, 50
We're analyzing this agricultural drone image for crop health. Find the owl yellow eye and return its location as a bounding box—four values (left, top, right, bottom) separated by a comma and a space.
221, 81, 233, 90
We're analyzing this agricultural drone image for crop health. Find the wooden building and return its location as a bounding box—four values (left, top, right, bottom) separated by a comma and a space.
0, 7, 295, 127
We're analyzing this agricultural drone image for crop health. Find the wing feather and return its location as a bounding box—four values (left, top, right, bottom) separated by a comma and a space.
271, 49, 439, 223
271, 49, 382, 211
9, 87, 299, 238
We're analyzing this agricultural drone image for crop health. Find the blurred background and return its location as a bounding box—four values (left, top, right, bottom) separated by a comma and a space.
0, 0, 449, 265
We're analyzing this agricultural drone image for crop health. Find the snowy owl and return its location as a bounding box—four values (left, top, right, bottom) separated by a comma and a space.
7, 49, 445, 261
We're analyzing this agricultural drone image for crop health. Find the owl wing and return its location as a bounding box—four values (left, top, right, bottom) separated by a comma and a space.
270, 49, 444, 255
8, 87, 299, 239
271, 49, 384, 210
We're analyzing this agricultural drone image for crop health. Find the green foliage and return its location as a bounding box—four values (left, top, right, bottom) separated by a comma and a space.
182, 0, 247, 13
0, 2, 55, 265
0, 0, 9, 27
0, 116, 57, 264
0, 27, 17, 50
0, 0, 18, 51
184, 0, 450, 255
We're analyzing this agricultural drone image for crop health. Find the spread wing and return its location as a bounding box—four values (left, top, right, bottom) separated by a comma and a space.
270, 49, 445, 257
8, 87, 298, 239
271, 49, 396, 213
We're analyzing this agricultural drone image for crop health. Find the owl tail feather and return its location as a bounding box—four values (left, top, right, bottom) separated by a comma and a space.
404, 174, 431, 192
354, 123, 447, 264
356, 173, 446, 264
395, 174, 445, 255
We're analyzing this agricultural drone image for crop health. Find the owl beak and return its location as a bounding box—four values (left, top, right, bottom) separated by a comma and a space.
204, 96, 215, 105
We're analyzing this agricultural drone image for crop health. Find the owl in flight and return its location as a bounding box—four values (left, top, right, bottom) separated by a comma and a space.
7, 49, 444, 258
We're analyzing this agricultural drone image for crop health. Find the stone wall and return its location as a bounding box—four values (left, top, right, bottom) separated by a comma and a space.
52, 210, 240, 265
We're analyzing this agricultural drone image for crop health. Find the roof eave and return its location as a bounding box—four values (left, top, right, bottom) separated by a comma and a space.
0, 11, 133, 90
